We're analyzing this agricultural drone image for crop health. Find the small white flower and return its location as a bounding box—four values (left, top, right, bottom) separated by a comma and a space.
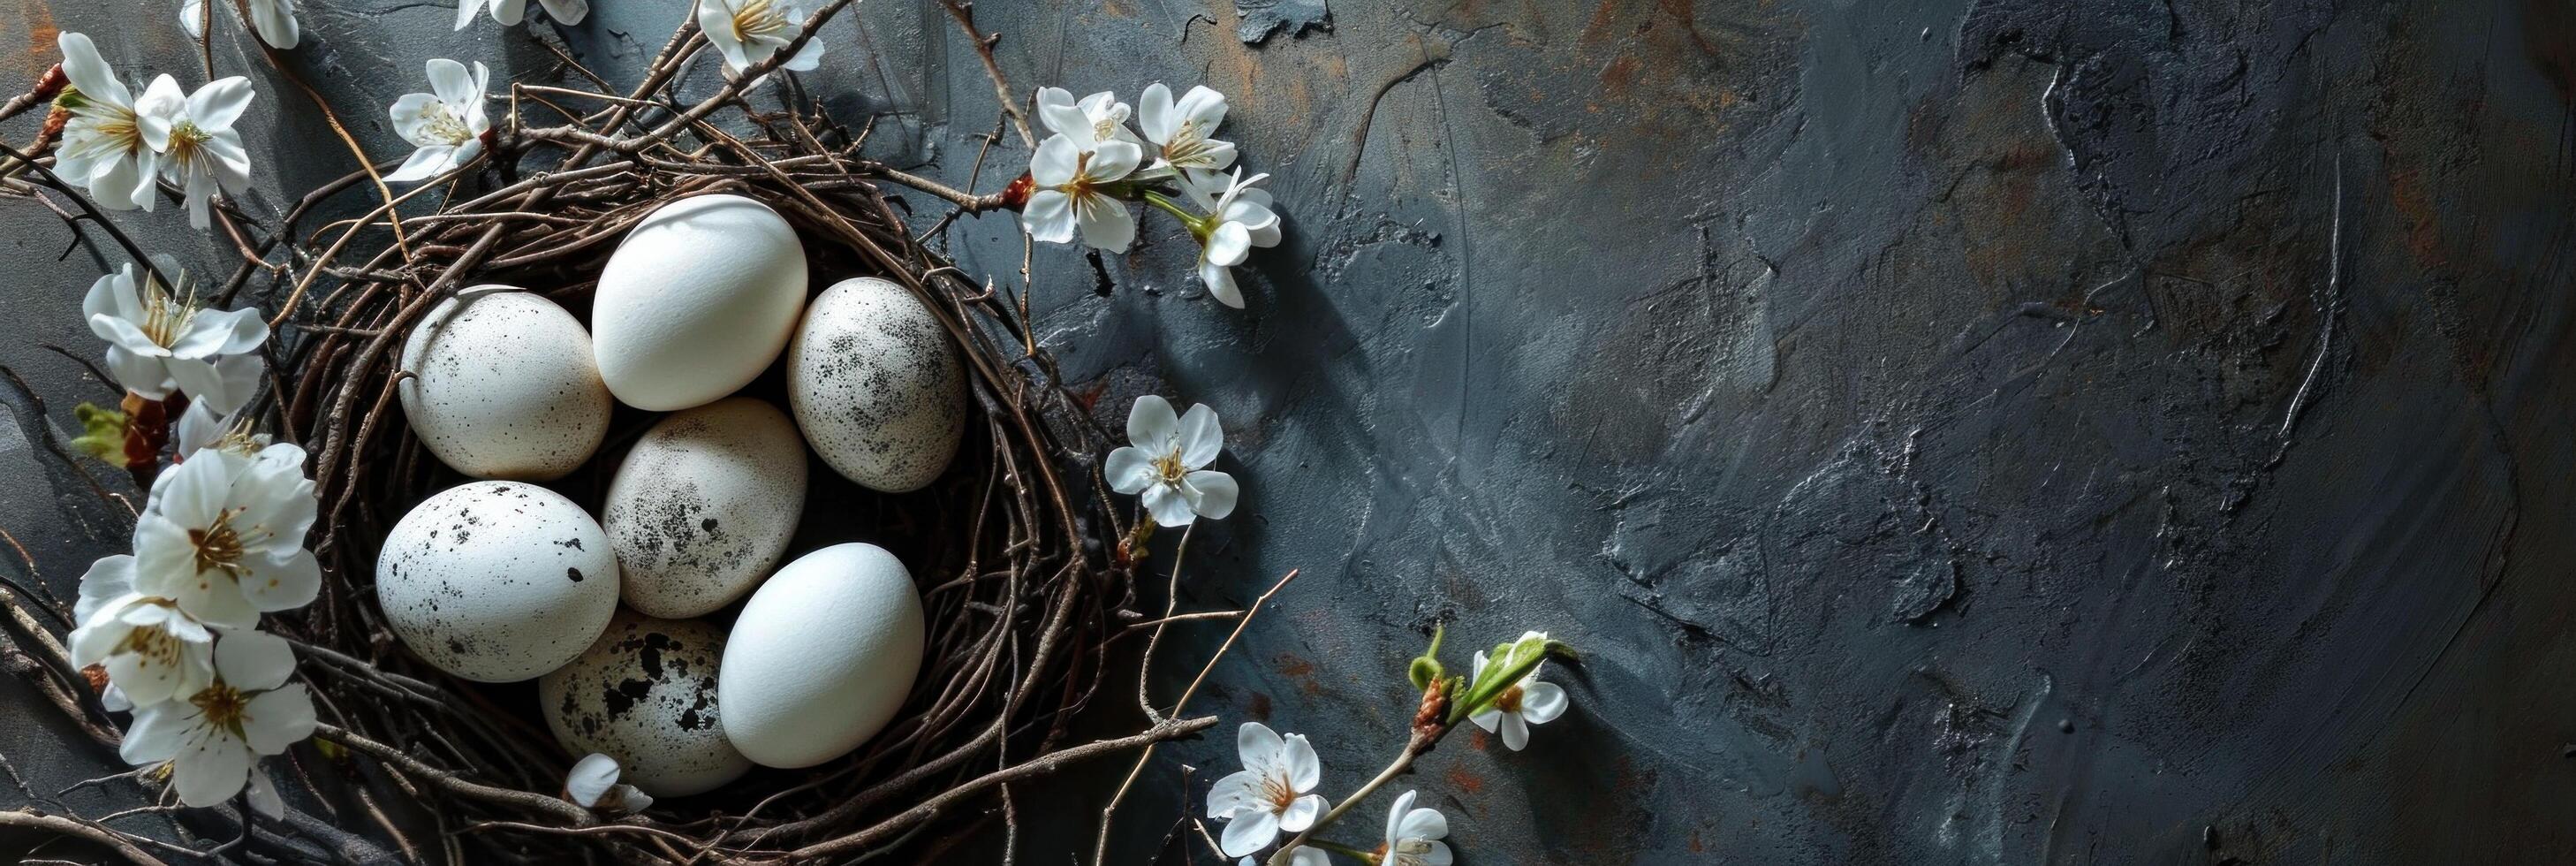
1104, 395, 1239, 528
83, 263, 268, 409
383, 59, 490, 183
1135, 83, 1236, 179
134, 74, 254, 230
1240, 849, 1328, 866
1178, 169, 1283, 308
1378, 790, 1453, 866
564, 753, 655, 813
1035, 87, 1144, 151
453, 0, 587, 30
132, 440, 318, 629
68, 554, 216, 707
119, 629, 314, 807
50, 34, 159, 212
1467, 631, 1570, 752
1206, 722, 1324, 858
697, 0, 822, 77
180, 0, 299, 49
173, 400, 271, 462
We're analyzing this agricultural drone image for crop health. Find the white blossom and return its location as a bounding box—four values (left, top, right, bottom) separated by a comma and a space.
697, 0, 822, 77
82, 263, 267, 409
132, 438, 318, 629
1035, 87, 1143, 151
180, 0, 299, 49
564, 753, 655, 813
383, 59, 490, 183
1240, 849, 1328, 866
50, 34, 159, 212
68, 554, 216, 707
119, 629, 314, 807
454, 0, 587, 30
1378, 790, 1453, 866
1466, 631, 1570, 751
173, 400, 271, 461
1135, 83, 1236, 179
1178, 169, 1282, 308
1105, 395, 1239, 528
134, 74, 254, 230
1206, 722, 1324, 858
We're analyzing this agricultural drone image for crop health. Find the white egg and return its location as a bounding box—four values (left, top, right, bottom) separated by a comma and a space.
540, 611, 751, 797
786, 277, 966, 493
719, 543, 924, 769
376, 482, 620, 682
398, 285, 610, 481
603, 398, 807, 618
593, 194, 808, 411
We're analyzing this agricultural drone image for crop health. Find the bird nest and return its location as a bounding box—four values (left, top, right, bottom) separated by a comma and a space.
3, 7, 1207, 864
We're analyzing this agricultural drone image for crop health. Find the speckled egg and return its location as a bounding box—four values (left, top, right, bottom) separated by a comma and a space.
398, 285, 611, 481
785, 277, 965, 493
603, 398, 807, 618
539, 611, 750, 797
720, 543, 924, 769
376, 482, 620, 682
592, 194, 808, 411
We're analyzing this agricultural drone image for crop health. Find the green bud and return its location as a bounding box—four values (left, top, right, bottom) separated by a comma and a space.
1406, 622, 1447, 690
69, 402, 131, 468
1449, 629, 1570, 725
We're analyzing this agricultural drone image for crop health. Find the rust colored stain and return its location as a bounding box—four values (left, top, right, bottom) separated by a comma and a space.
1274, 652, 1324, 696
2383, 164, 2450, 270
1443, 762, 1486, 796
17, 0, 61, 75
1244, 692, 1273, 722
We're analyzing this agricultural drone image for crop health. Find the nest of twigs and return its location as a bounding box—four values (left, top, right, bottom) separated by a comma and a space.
62, 11, 1192, 864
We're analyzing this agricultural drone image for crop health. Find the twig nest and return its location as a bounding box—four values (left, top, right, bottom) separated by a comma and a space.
376, 481, 621, 682
397, 285, 611, 481
786, 277, 966, 493
592, 194, 808, 411
539, 611, 750, 798
603, 398, 807, 618
720, 543, 924, 769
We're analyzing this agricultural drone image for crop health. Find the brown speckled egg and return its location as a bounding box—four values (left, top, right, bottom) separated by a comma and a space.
540, 611, 749, 797
603, 399, 807, 618
376, 481, 619, 682
785, 277, 966, 493
398, 285, 612, 481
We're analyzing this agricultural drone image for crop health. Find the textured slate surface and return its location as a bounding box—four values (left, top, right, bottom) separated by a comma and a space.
4, 0, 2576, 862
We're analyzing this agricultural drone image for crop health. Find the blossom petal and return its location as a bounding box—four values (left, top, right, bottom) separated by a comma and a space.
492, 0, 527, 25
454, 0, 485, 30
1127, 395, 1180, 452
1174, 405, 1224, 468
172, 735, 253, 806
541, 0, 587, 24
1136, 83, 1175, 143
1178, 85, 1230, 132
217, 629, 296, 692
1277, 793, 1322, 832
1074, 196, 1136, 252
90, 312, 168, 358
1218, 807, 1278, 858
1141, 483, 1197, 528
1086, 141, 1143, 182
383, 145, 458, 183
244, 684, 316, 753
1199, 260, 1243, 308
1103, 445, 1156, 495
1468, 707, 1502, 733
1206, 222, 1252, 271
1028, 133, 1081, 187
244, 550, 321, 614
426, 58, 477, 107
566, 753, 619, 807
75, 555, 138, 624
1398, 804, 1448, 843
119, 703, 189, 764
1020, 190, 1078, 244
186, 78, 255, 130
1419, 840, 1455, 865
1185, 470, 1238, 520
1500, 711, 1530, 751
1234, 721, 1283, 767
1518, 680, 1569, 724
1384, 790, 1415, 847
250, 0, 300, 49
1279, 733, 1319, 792
135, 75, 186, 148
57, 34, 131, 106
1205, 769, 1262, 819
1035, 90, 1090, 138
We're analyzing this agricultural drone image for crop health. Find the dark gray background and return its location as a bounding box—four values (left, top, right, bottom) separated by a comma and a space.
5, 0, 2575, 862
